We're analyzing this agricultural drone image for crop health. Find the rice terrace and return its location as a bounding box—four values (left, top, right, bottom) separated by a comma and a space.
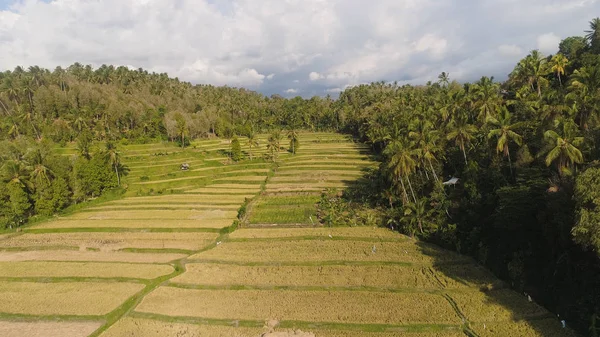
0, 132, 576, 337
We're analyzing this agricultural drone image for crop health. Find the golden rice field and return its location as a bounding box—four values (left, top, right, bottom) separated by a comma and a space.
0, 133, 575, 337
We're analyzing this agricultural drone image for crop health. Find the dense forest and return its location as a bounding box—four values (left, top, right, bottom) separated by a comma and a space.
1, 17, 600, 336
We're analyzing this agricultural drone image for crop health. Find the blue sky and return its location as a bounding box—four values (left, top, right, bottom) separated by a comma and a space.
0, 0, 599, 97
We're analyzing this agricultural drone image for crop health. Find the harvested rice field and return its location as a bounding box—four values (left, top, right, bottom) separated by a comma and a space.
65, 209, 238, 220
34, 218, 234, 229
1, 232, 218, 251
188, 240, 468, 264
0, 321, 103, 337
0, 133, 574, 337
136, 287, 461, 324
0, 261, 174, 279
172, 263, 442, 289
0, 250, 186, 263
100, 317, 264, 337
449, 289, 549, 322
0, 282, 144, 315
229, 227, 405, 240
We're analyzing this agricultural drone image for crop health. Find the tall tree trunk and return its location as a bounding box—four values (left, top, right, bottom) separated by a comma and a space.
399, 177, 408, 204
28, 91, 34, 112
406, 175, 417, 203
428, 158, 439, 183
557, 72, 562, 87
461, 143, 468, 165
115, 164, 120, 186
507, 147, 513, 176
0, 99, 9, 116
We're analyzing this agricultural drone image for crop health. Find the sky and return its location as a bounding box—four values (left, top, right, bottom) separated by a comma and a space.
0, 0, 598, 97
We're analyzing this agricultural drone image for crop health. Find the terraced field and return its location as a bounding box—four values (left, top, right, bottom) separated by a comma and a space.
0, 133, 576, 336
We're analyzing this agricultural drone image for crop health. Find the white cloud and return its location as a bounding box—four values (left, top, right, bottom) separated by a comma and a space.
309, 71, 323, 81
0, 0, 596, 96
285, 88, 298, 94
413, 34, 448, 58
537, 33, 561, 54
498, 44, 522, 57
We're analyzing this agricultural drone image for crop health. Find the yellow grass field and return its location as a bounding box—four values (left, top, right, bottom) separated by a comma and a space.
0, 282, 144, 315
136, 287, 461, 324
0, 250, 186, 263
189, 240, 467, 265
172, 263, 442, 289
0, 321, 103, 337
228, 227, 404, 240
1, 232, 218, 251
35, 218, 234, 229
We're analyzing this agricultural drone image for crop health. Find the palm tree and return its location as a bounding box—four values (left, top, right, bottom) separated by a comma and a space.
28, 149, 52, 186
585, 17, 600, 52
1, 160, 32, 190
287, 128, 299, 154
567, 66, 600, 129
104, 142, 122, 186
510, 50, 549, 98
384, 140, 417, 203
543, 119, 584, 176
472, 76, 501, 121
402, 198, 434, 235
446, 115, 477, 164
409, 119, 441, 182
550, 54, 569, 87
487, 107, 524, 173
246, 132, 259, 160
267, 130, 282, 162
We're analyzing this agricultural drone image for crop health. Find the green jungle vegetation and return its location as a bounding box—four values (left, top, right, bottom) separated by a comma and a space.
1, 16, 600, 337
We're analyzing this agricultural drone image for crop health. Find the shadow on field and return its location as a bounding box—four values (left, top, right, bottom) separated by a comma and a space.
417, 242, 579, 337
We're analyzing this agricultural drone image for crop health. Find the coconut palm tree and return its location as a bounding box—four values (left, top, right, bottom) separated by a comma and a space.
543, 119, 584, 176
487, 107, 524, 173
585, 17, 600, 52
472, 76, 502, 121
267, 130, 282, 162
446, 114, 477, 164
384, 139, 417, 203
402, 198, 434, 235
246, 132, 259, 160
287, 128, 299, 154
550, 54, 569, 87
104, 142, 122, 186
567, 66, 600, 129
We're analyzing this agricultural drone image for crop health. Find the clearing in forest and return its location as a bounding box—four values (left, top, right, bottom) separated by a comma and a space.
0, 132, 576, 337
